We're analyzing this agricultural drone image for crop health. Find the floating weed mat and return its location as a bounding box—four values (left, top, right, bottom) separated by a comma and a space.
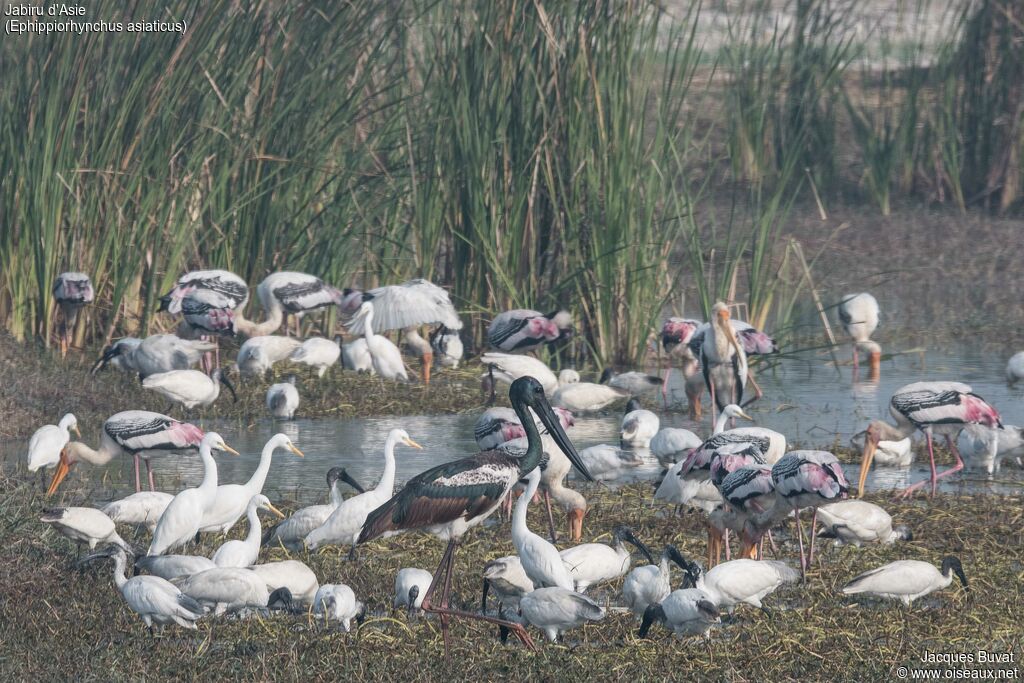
2, 473, 1021, 681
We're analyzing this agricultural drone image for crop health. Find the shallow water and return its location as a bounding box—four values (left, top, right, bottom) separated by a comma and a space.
5, 343, 1023, 503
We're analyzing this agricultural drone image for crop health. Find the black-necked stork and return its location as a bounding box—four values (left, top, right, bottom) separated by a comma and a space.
47, 410, 206, 494
857, 381, 1002, 497
358, 376, 594, 654
53, 272, 94, 357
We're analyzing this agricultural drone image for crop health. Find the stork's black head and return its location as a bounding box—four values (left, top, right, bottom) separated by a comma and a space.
941, 556, 969, 592
509, 376, 594, 482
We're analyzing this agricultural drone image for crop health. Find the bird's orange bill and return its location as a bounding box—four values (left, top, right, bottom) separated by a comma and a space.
857, 439, 878, 498
288, 443, 305, 457
568, 508, 586, 542
47, 447, 73, 496
403, 438, 424, 450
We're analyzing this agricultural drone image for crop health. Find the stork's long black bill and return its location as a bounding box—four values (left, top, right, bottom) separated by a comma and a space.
535, 395, 594, 482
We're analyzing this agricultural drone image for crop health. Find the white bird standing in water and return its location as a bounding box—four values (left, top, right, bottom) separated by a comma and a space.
620, 399, 659, 448
837, 293, 881, 373
842, 556, 969, 607
304, 429, 422, 556
267, 376, 300, 420
53, 272, 94, 357
211, 495, 285, 568
27, 413, 79, 476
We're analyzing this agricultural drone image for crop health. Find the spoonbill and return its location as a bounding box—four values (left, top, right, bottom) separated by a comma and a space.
837, 293, 881, 373
842, 556, 968, 606
53, 272, 94, 357
267, 376, 300, 420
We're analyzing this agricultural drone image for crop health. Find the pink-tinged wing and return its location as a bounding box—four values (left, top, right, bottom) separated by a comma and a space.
678, 447, 710, 477
554, 407, 576, 429
962, 394, 1001, 428
167, 421, 205, 448
106, 413, 204, 453
738, 328, 777, 354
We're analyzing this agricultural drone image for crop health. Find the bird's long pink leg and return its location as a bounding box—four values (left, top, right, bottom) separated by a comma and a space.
147, 459, 156, 491
794, 507, 807, 576
741, 371, 764, 408
852, 345, 859, 372
134, 455, 142, 493
662, 366, 672, 409
807, 508, 818, 568
899, 430, 938, 499
709, 383, 717, 427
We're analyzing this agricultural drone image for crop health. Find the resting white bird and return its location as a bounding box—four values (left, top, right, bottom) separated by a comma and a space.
622, 543, 686, 618
341, 279, 463, 384
480, 352, 559, 395
1007, 351, 1024, 385
175, 567, 270, 616
620, 398, 659, 447
248, 560, 320, 606
313, 584, 366, 631
27, 413, 79, 474
578, 444, 642, 482
815, 500, 912, 546
650, 427, 703, 468
200, 433, 303, 534
263, 467, 365, 549
83, 545, 206, 634
517, 587, 605, 643
842, 556, 968, 606
482, 555, 535, 615
290, 337, 341, 377
348, 299, 408, 381
512, 468, 575, 590
600, 369, 664, 396
341, 338, 374, 374
147, 432, 238, 556
266, 376, 300, 420
552, 371, 627, 412
394, 568, 433, 616
559, 526, 648, 593
638, 587, 720, 641
236, 335, 301, 377
304, 429, 421, 555
142, 368, 236, 411
211, 495, 285, 568
134, 554, 216, 581
90, 334, 215, 378
102, 491, 174, 532
40, 507, 130, 554
684, 558, 799, 612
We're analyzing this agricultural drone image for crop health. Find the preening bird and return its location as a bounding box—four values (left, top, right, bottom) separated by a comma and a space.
257, 271, 343, 336
481, 555, 535, 615
639, 588, 720, 641
480, 352, 560, 397
142, 368, 236, 412
815, 500, 912, 546
517, 587, 605, 643
53, 272, 94, 357
313, 584, 366, 631
200, 433, 303, 534
47, 410, 205, 494
842, 556, 968, 606
39, 507, 130, 555
211, 495, 285, 568
267, 376, 300, 420
837, 293, 880, 373
357, 376, 594, 654
431, 326, 464, 369
622, 543, 687, 618
27, 413, 79, 474
600, 369, 664, 396
304, 429, 422, 556
263, 467, 365, 549
102, 491, 174, 532
147, 432, 238, 556
857, 381, 1002, 497
290, 337, 341, 377
91, 338, 142, 373
620, 398, 659, 448
82, 545, 206, 634
248, 560, 321, 607
684, 558, 799, 612
236, 335, 301, 377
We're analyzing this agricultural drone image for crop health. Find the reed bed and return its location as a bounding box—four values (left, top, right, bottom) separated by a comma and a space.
3, 471, 1021, 681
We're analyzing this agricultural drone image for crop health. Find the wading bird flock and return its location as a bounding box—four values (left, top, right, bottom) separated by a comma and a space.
29, 272, 1015, 652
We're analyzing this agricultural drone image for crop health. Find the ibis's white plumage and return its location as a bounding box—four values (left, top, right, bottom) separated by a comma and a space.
39, 507, 129, 551
247, 560, 320, 605
266, 378, 300, 419
175, 567, 270, 616
559, 527, 640, 593
264, 467, 363, 549
518, 587, 605, 642
816, 500, 910, 546
842, 557, 967, 606
313, 584, 364, 631
620, 404, 659, 447
134, 554, 216, 581
650, 427, 703, 468
394, 568, 433, 611
290, 337, 341, 377
142, 369, 232, 410
552, 381, 626, 413
692, 559, 799, 611
102, 491, 174, 532
483, 555, 534, 611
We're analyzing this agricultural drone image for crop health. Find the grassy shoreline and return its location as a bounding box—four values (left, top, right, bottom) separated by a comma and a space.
1, 475, 1021, 681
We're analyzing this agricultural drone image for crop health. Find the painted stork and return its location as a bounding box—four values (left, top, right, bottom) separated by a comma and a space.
147, 433, 238, 556
842, 556, 968, 607
27, 413, 80, 478
313, 584, 366, 631
348, 299, 408, 381
52, 272, 94, 357
179, 289, 238, 338
39, 507, 130, 555
290, 337, 341, 377
90, 334, 215, 378
341, 279, 462, 384
689, 313, 776, 414
473, 406, 575, 451
357, 376, 594, 654
258, 271, 342, 336
511, 467, 575, 590
1007, 351, 1024, 385
200, 433, 303, 534
81, 545, 206, 634
517, 588, 605, 643
266, 376, 300, 420
176, 567, 270, 616
142, 368, 236, 412
620, 398, 659, 448
815, 500, 912, 546
718, 461, 775, 564
211, 495, 285, 568
698, 303, 749, 420
394, 568, 433, 616
660, 317, 702, 412
159, 269, 248, 315
102, 491, 174, 532
304, 429, 421, 558
47, 411, 205, 494
559, 526, 650, 593
236, 335, 301, 377
263, 467, 365, 550
134, 554, 216, 581
622, 543, 687, 618
771, 450, 849, 572
856, 381, 1002, 497
837, 293, 881, 373
487, 309, 572, 353
683, 558, 799, 613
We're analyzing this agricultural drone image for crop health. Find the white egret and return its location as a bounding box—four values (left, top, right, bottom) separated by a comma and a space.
211, 495, 285, 568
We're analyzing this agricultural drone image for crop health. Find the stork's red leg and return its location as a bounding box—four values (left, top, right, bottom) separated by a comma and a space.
662, 366, 672, 409
794, 508, 807, 577
899, 430, 939, 499
134, 455, 142, 493
807, 508, 818, 568
543, 489, 558, 543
